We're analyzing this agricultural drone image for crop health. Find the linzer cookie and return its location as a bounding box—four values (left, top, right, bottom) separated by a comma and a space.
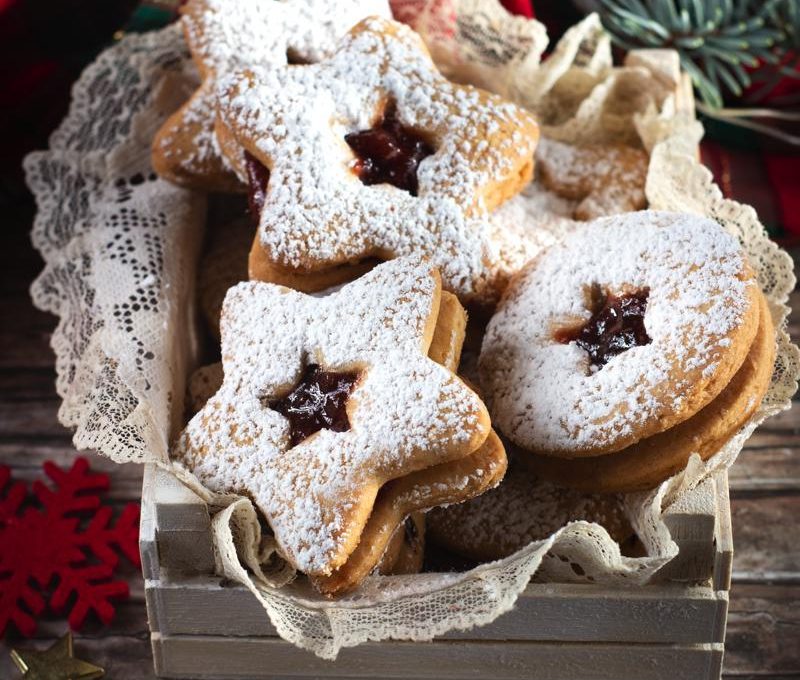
183, 290, 506, 595
480, 211, 765, 491
427, 462, 632, 563
152, 0, 390, 190
536, 138, 648, 221
315, 430, 507, 594
525, 292, 775, 491
215, 17, 540, 303
174, 257, 498, 583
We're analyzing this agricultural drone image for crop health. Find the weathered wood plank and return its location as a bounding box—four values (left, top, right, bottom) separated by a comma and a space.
0, 329, 55, 369
724, 584, 800, 676
152, 635, 723, 680
749, 407, 800, 435
743, 427, 800, 449
0, 296, 56, 332
0, 443, 143, 483
0, 444, 144, 498
729, 495, 800, 582
729, 447, 800, 493
0, 368, 57, 399
146, 578, 727, 644
0, 398, 71, 440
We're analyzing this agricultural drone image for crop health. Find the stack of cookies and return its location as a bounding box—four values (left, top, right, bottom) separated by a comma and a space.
156, 0, 774, 594
479, 211, 774, 493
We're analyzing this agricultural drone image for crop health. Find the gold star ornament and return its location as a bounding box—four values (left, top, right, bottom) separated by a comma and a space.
10, 632, 104, 680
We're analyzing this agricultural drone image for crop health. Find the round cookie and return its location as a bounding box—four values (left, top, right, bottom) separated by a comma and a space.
198, 217, 251, 340
480, 210, 761, 459
427, 462, 632, 563
524, 291, 775, 492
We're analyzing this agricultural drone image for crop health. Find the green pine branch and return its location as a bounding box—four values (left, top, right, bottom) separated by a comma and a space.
598, 0, 800, 108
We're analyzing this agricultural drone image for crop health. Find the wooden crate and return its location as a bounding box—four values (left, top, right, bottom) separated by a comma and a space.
139, 48, 726, 680
141, 464, 733, 680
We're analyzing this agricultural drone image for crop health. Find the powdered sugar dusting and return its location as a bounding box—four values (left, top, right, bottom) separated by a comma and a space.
174, 256, 489, 574
487, 180, 581, 279
217, 17, 539, 302
159, 0, 390, 175
480, 210, 756, 454
185, 0, 391, 70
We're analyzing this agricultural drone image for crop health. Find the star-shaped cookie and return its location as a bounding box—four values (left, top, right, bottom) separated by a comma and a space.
174, 256, 491, 576
151, 0, 391, 190
216, 17, 540, 303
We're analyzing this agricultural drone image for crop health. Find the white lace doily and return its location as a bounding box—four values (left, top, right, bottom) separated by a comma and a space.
26, 9, 799, 661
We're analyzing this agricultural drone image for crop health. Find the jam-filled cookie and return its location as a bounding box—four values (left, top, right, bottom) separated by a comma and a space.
427, 461, 631, 563
479, 211, 764, 490
184, 292, 502, 594
216, 17, 540, 304
174, 256, 501, 584
524, 292, 775, 491
536, 138, 648, 221
152, 0, 391, 191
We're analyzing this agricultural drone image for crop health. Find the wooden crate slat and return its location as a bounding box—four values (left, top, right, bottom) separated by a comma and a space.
714, 474, 734, 593
658, 476, 718, 582
145, 465, 216, 578
145, 578, 728, 644
145, 464, 731, 584
151, 634, 723, 680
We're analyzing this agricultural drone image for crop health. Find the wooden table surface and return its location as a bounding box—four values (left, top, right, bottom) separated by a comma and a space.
1, 196, 798, 680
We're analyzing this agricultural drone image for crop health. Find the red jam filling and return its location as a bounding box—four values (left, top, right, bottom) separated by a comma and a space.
244, 151, 270, 223
345, 102, 434, 196
555, 285, 651, 368
269, 364, 360, 447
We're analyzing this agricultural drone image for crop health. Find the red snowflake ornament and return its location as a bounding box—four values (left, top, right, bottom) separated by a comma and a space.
0, 458, 140, 637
